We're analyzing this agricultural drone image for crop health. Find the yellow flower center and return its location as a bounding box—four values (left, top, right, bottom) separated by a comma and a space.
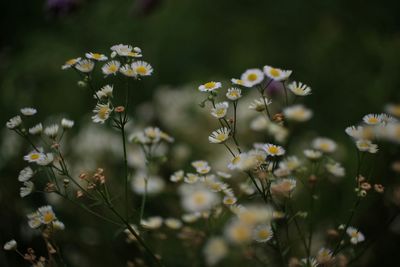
98, 107, 109, 119
108, 65, 118, 72
268, 146, 279, 154
66, 59, 77, 65
136, 66, 148, 75
319, 143, 331, 151
30, 154, 40, 160
269, 68, 281, 77
258, 229, 271, 239
368, 117, 379, 124
216, 133, 226, 141
43, 212, 55, 224
247, 73, 258, 81
216, 109, 226, 117
193, 193, 206, 205
92, 53, 102, 59
204, 82, 216, 89
232, 225, 250, 241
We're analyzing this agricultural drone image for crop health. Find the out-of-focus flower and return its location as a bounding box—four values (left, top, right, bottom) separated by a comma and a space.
346, 227, 365, 244
312, 137, 337, 153
75, 59, 95, 73
20, 107, 37, 116
18, 166, 34, 182
287, 81, 311, 96
203, 237, 228, 266
326, 162, 345, 177
61, 118, 74, 129
211, 102, 229, 119
253, 224, 273, 242
61, 57, 81, 70
283, 105, 313, 122
29, 123, 43, 135
356, 139, 378, 153
263, 65, 292, 81
249, 97, 272, 112
6, 115, 22, 129
3, 240, 17, 251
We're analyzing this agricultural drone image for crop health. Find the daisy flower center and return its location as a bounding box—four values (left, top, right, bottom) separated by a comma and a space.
268, 146, 279, 154
92, 53, 102, 59
216, 133, 226, 141
136, 66, 148, 75
269, 68, 281, 77
98, 107, 109, 119
30, 154, 40, 160
258, 229, 271, 239
247, 73, 258, 81
204, 82, 216, 89
193, 193, 206, 205
109, 65, 118, 72
43, 212, 55, 224
368, 117, 379, 124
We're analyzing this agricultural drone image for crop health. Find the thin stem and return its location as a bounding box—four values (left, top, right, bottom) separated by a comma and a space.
118, 113, 130, 221
282, 81, 289, 106
139, 178, 148, 223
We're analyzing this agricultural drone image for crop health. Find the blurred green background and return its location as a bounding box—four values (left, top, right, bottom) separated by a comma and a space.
1, 0, 400, 266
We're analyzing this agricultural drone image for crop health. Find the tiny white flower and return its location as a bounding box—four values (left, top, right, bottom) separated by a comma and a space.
263, 65, 292, 81
27, 212, 42, 229
304, 149, 322, 160
92, 103, 112, 124
6, 115, 22, 129
326, 162, 345, 177
44, 124, 59, 138
316, 248, 333, 264
37, 153, 54, 166
18, 166, 34, 182
356, 139, 378, 153
253, 224, 273, 242
24, 150, 45, 163
249, 97, 272, 112
131, 61, 153, 76
199, 81, 222, 92
226, 87, 242, 101
61, 118, 74, 129
203, 237, 228, 266
346, 226, 365, 244
61, 57, 81, 70
38, 205, 57, 224
94, 85, 113, 99
101, 60, 120, 76
208, 127, 230, 144
211, 102, 229, 119
20, 107, 37, 116
85, 52, 108, 61
283, 105, 313, 122
170, 170, 184, 182
110, 44, 133, 56
287, 81, 311, 96
20, 181, 34, 198
75, 59, 95, 73
141, 216, 163, 230
312, 137, 337, 153
184, 173, 199, 184
363, 114, 382, 125
262, 143, 285, 156
119, 64, 136, 77
3, 240, 17, 251
231, 78, 249, 87
29, 123, 43, 135
164, 218, 182, 229
53, 220, 65, 231
240, 68, 264, 87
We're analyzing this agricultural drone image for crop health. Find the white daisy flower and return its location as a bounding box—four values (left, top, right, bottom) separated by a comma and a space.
110, 44, 133, 56
75, 59, 95, 73
44, 124, 59, 138
37, 153, 54, 166
270, 178, 297, 197
184, 173, 200, 184
140, 216, 163, 230
208, 127, 230, 143
279, 156, 301, 171
262, 143, 285, 156
199, 81, 222, 92
27, 212, 42, 229
287, 81, 311, 96
223, 195, 237, 205
3, 240, 17, 251
20, 181, 34, 198
61, 57, 81, 70
24, 150, 45, 163
131, 61, 153, 76
29, 123, 43, 135
226, 87, 242, 101
345, 125, 367, 140
326, 162, 345, 177
225, 220, 252, 244
38, 205, 57, 224
316, 248, 333, 264
92, 103, 112, 124
20, 107, 37, 116
85, 52, 108, 61
18, 166, 34, 182
164, 218, 182, 229
240, 68, 264, 87
94, 85, 113, 99
170, 170, 184, 182
253, 224, 273, 242
346, 226, 365, 244
249, 97, 272, 112
263, 65, 292, 81
363, 114, 382, 125
283, 105, 313, 122
203, 237, 228, 266
304, 149, 322, 160
211, 101, 229, 119
6, 115, 22, 129
131, 174, 165, 195
61, 118, 74, 129
182, 187, 219, 213
356, 139, 378, 153
231, 78, 250, 87
228, 154, 244, 170
119, 64, 135, 77
53, 220, 65, 231
312, 137, 337, 153
101, 60, 120, 76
